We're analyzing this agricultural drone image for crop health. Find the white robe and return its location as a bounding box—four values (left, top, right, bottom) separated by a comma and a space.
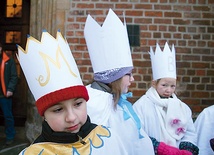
133, 87, 197, 148
194, 105, 214, 155
86, 85, 155, 155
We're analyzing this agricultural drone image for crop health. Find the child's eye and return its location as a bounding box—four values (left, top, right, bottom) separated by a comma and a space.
74, 98, 85, 107
53, 107, 63, 113
75, 101, 83, 107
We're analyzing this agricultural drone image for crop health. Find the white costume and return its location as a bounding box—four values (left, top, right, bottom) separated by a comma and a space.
133, 87, 197, 147
87, 85, 155, 155
134, 42, 198, 154
84, 9, 154, 155
194, 105, 214, 155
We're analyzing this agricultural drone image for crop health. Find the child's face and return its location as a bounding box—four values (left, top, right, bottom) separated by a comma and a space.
152, 78, 176, 98
44, 98, 87, 133
121, 73, 134, 93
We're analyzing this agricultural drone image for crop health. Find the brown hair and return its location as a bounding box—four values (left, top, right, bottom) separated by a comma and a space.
151, 79, 160, 87
108, 78, 123, 109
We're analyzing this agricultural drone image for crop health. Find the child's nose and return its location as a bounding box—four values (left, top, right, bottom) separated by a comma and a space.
130, 75, 134, 82
65, 109, 77, 122
166, 87, 171, 92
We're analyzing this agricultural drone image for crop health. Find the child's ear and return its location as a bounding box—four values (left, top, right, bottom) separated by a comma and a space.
151, 80, 156, 88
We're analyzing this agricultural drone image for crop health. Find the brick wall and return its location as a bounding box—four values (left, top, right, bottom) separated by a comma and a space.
66, 0, 214, 114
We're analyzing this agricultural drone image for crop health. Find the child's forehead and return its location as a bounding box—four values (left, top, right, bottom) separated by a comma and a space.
159, 78, 176, 83
45, 98, 86, 111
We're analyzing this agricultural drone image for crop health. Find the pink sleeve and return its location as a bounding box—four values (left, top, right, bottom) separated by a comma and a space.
158, 142, 192, 155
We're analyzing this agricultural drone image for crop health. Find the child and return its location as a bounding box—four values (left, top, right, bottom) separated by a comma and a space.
84, 8, 155, 155
17, 30, 128, 155
133, 42, 199, 155
194, 105, 214, 155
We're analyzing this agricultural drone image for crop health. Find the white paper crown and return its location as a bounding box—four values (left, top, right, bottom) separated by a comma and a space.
84, 8, 133, 73
149, 42, 176, 80
17, 30, 83, 101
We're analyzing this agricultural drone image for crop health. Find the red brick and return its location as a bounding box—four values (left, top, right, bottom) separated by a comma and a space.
192, 62, 210, 68
164, 33, 171, 38
193, 6, 210, 11
184, 12, 201, 18
153, 32, 161, 38
173, 19, 190, 25
134, 18, 152, 24
135, 4, 152, 9
154, 18, 171, 24
196, 70, 206, 76
173, 33, 181, 39
76, 3, 94, 8
134, 60, 151, 67
208, 41, 214, 47
145, 11, 163, 17
192, 92, 209, 98
164, 12, 182, 17
141, 32, 152, 38
95, 3, 114, 9
85, 10, 104, 15
193, 20, 210, 25
154, 5, 171, 10
115, 4, 132, 9
173, 6, 191, 11
159, 25, 167, 31
126, 10, 143, 16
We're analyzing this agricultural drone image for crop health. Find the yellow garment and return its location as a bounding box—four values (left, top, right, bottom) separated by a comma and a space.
22, 125, 110, 155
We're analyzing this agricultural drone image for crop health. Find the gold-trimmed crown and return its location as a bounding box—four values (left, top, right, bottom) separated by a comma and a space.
17, 30, 83, 101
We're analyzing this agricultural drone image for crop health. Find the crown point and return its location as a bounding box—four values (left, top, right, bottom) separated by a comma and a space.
149, 46, 154, 54
42, 29, 47, 32
164, 42, 170, 51
27, 34, 30, 38
57, 29, 60, 32
155, 43, 161, 54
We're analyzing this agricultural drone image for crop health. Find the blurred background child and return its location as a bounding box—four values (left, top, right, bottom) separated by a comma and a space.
133, 42, 199, 155
194, 105, 214, 155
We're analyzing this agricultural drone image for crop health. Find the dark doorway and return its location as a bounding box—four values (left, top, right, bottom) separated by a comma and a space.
0, 0, 30, 126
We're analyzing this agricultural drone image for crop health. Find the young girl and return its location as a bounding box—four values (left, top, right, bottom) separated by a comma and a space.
84, 9, 155, 155
133, 42, 199, 155
17, 30, 128, 155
